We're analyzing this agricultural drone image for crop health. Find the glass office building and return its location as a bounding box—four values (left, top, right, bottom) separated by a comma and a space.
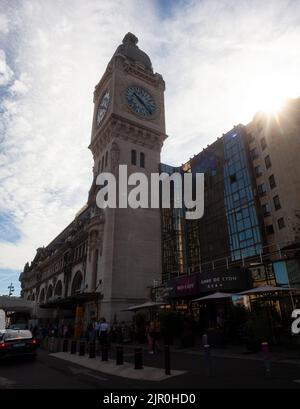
160, 126, 264, 285
160, 163, 187, 282
223, 127, 263, 261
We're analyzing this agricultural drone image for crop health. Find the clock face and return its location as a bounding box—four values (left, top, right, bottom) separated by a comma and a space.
125, 86, 156, 118
96, 90, 110, 125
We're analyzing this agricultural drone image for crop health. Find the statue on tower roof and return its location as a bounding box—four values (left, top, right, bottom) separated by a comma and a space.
114, 32, 153, 72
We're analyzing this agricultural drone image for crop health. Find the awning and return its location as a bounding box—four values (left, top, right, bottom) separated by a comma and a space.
192, 292, 234, 302
237, 285, 299, 296
122, 301, 168, 312
40, 292, 101, 309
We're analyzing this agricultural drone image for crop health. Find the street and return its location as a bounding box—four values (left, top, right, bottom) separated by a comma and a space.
1, 347, 300, 389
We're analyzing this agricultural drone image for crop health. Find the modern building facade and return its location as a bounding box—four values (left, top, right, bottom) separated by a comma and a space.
161, 101, 300, 305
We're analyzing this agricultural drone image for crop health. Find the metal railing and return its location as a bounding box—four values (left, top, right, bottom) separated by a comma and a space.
163, 239, 300, 283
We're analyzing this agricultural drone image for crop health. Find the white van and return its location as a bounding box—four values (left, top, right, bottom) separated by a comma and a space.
0, 310, 5, 330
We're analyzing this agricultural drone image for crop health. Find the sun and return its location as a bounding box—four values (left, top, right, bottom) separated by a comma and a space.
258, 92, 286, 115
257, 86, 287, 115
239, 74, 297, 123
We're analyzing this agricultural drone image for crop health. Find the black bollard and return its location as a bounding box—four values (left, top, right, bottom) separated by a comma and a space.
70, 340, 77, 354
89, 341, 96, 358
62, 339, 68, 352
101, 345, 108, 361
203, 344, 212, 376
134, 348, 143, 369
116, 345, 124, 365
261, 342, 271, 377
164, 345, 171, 375
79, 341, 86, 356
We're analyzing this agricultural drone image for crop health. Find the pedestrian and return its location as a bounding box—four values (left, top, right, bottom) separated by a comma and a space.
147, 320, 156, 354
99, 317, 109, 347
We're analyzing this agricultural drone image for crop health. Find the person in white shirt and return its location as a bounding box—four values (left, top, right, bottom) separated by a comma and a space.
99, 317, 109, 347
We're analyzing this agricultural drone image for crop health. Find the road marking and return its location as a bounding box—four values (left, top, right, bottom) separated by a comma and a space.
0, 377, 17, 389
68, 366, 107, 381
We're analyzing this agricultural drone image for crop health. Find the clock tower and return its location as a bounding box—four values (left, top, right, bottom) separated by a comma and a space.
88, 33, 167, 321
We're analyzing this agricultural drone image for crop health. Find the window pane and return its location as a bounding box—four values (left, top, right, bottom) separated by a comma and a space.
273, 195, 281, 210
265, 155, 272, 169
269, 174, 276, 189
140, 152, 145, 168
131, 150, 137, 166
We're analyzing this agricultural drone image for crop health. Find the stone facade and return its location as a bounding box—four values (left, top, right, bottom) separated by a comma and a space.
20, 33, 167, 324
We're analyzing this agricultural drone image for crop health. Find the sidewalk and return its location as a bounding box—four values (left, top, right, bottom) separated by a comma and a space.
109, 341, 300, 365
46, 341, 300, 388
50, 351, 186, 381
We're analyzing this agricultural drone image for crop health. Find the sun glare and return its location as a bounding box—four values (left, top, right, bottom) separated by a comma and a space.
238, 74, 297, 124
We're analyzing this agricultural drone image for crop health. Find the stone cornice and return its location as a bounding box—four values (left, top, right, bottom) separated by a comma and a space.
89, 113, 167, 156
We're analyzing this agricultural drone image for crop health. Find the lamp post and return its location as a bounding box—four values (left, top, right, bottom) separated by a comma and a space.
8, 283, 14, 297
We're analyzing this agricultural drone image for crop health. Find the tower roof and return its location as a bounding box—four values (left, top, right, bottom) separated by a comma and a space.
114, 33, 153, 71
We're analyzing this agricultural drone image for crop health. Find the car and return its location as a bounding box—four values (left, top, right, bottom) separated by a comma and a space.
7, 323, 28, 330
0, 329, 37, 361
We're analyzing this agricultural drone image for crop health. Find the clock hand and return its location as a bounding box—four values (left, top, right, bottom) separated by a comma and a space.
133, 92, 151, 115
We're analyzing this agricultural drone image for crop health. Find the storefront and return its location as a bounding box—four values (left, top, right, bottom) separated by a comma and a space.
160, 268, 251, 317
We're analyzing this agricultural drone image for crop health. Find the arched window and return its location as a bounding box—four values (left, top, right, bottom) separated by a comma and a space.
46, 285, 53, 302
39, 288, 45, 304
140, 152, 145, 168
105, 151, 108, 167
131, 149, 137, 166
71, 271, 83, 295
54, 280, 63, 297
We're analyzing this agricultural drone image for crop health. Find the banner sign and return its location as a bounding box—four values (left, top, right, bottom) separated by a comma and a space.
165, 268, 250, 298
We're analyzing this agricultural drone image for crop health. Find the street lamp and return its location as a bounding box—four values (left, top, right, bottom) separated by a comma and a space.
8, 283, 14, 297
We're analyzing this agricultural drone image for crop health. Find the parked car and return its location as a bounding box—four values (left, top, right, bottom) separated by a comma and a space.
7, 323, 28, 330
0, 329, 37, 361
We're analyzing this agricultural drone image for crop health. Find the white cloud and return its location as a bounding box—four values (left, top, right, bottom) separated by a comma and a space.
0, 13, 9, 34
0, 49, 13, 86
1, 0, 300, 290
9, 73, 30, 95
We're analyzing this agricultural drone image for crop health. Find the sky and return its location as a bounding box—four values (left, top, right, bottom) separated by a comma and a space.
1, 0, 300, 295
